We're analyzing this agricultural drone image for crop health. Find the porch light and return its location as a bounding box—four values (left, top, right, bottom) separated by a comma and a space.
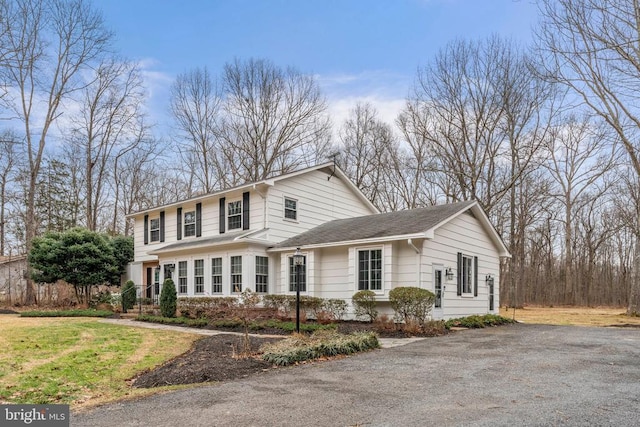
445, 267, 454, 281
293, 248, 304, 333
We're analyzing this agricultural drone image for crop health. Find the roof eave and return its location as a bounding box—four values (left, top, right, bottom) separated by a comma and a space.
268, 232, 428, 252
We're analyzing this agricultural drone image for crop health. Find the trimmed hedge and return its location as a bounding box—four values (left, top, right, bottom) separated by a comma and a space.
389, 286, 435, 324
352, 290, 378, 322
445, 314, 515, 329
261, 331, 379, 366
136, 314, 208, 327
20, 309, 114, 318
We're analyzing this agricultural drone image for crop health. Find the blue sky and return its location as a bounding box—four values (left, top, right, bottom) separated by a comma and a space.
99, 0, 539, 127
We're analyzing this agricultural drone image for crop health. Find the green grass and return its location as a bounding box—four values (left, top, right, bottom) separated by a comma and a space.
0, 317, 199, 407
19, 309, 114, 318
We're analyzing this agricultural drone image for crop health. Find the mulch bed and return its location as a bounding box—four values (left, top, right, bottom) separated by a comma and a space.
132, 334, 283, 388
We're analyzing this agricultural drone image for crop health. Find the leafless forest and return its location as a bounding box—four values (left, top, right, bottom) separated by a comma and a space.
1, 0, 639, 312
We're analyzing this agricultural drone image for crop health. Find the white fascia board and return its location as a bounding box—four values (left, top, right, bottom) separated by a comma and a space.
267, 232, 428, 253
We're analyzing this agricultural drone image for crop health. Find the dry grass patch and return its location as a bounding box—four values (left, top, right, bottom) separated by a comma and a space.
0, 315, 200, 408
500, 306, 640, 327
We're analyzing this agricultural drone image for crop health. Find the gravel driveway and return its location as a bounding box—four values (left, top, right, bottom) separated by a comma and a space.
72, 324, 640, 426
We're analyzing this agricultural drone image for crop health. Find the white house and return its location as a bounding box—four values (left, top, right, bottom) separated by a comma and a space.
126, 162, 510, 319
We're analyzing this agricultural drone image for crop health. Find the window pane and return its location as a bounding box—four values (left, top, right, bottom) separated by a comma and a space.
284, 198, 297, 220
255, 256, 268, 293
184, 210, 196, 237
194, 259, 204, 294
211, 258, 222, 294
231, 255, 242, 292
149, 218, 160, 242
178, 261, 188, 294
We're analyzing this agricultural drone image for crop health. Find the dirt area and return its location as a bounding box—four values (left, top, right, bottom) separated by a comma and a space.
132, 334, 283, 388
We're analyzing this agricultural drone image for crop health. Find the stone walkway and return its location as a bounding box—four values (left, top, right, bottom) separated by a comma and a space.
99, 318, 425, 348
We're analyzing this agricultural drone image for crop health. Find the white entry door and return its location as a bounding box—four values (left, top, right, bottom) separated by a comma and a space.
433, 265, 444, 319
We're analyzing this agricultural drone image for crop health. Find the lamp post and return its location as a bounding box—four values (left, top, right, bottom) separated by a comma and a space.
293, 247, 304, 333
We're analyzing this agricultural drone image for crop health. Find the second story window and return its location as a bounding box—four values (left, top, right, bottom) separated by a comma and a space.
228, 201, 242, 230
184, 210, 196, 237
149, 218, 160, 242
284, 197, 297, 221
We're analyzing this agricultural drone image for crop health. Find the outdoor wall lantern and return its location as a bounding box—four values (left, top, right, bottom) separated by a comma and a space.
445, 267, 454, 281
293, 247, 305, 333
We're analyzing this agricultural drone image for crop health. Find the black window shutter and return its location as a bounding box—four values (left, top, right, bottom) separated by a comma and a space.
474, 256, 479, 297
177, 207, 182, 241
219, 197, 226, 234
196, 203, 202, 237
159, 211, 165, 242
143, 214, 149, 245
457, 252, 462, 296
242, 191, 250, 230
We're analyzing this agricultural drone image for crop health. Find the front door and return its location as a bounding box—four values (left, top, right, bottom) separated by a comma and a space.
433, 265, 444, 319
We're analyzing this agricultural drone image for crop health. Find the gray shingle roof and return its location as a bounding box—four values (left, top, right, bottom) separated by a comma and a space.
273, 200, 477, 249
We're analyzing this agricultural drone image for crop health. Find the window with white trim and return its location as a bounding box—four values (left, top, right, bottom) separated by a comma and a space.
255, 256, 268, 293
183, 210, 196, 237
178, 261, 188, 294
358, 249, 382, 291
211, 258, 222, 294
149, 218, 160, 242
230, 255, 242, 293
289, 255, 306, 292
194, 259, 204, 294
284, 197, 297, 220
462, 255, 473, 294
228, 201, 242, 230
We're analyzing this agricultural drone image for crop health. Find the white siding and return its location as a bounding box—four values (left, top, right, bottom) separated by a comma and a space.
266, 170, 376, 242
423, 211, 501, 319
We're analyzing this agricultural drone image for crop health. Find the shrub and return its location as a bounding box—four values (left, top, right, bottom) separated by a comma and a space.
352, 290, 378, 322
373, 314, 397, 334
316, 310, 334, 324
323, 299, 348, 321
261, 331, 379, 366
263, 294, 296, 318
445, 314, 515, 329
121, 280, 137, 313
389, 286, 435, 325
89, 290, 113, 309
300, 296, 324, 318
178, 297, 238, 319
136, 314, 208, 327
159, 279, 177, 318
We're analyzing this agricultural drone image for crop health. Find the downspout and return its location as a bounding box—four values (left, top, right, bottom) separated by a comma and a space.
407, 239, 421, 287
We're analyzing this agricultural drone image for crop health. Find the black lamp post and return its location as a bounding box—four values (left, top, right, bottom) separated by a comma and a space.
293, 247, 304, 333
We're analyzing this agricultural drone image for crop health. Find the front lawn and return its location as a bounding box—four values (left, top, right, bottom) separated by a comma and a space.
0, 316, 199, 408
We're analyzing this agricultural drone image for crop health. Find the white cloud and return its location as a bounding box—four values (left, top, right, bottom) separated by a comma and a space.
318, 69, 411, 133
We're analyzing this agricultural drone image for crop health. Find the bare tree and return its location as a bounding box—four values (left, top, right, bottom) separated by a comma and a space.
337, 102, 396, 209
537, 0, 640, 313
543, 115, 617, 304
67, 57, 145, 230
170, 67, 223, 194
0, 0, 111, 304
219, 58, 331, 183
402, 36, 551, 214
0, 130, 20, 256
